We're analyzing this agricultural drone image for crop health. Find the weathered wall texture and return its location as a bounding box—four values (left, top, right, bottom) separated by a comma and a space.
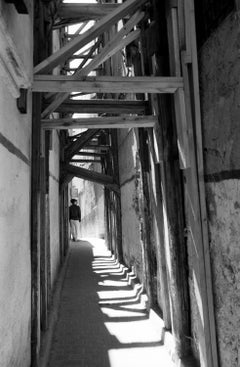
49, 131, 60, 287
118, 128, 144, 283
76, 166, 105, 239
0, 4, 32, 367
199, 12, 240, 366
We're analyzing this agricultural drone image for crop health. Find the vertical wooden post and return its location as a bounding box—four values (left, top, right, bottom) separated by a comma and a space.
31, 1, 51, 364
111, 130, 123, 263
148, 104, 172, 329
138, 127, 156, 306
40, 149, 48, 331
31, 91, 42, 366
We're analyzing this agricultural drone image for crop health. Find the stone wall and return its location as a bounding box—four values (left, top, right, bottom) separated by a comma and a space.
199, 11, 240, 366
0, 3, 32, 366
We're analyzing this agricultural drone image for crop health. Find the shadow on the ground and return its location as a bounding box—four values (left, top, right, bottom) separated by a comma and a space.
48, 240, 163, 367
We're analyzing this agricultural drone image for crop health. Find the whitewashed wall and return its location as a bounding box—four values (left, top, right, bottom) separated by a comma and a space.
0, 3, 32, 366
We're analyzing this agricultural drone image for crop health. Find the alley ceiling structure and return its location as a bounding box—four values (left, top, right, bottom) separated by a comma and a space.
32, 0, 191, 191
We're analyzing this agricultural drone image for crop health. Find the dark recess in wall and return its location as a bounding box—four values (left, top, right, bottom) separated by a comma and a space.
194, 0, 234, 47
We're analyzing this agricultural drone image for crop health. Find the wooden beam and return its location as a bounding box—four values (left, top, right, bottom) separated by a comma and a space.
65, 129, 100, 161
70, 159, 102, 163
34, 0, 147, 74
83, 144, 110, 149
41, 115, 157, 130
186, 1, 219, 365
33, 75, 183, 94
41, 11, 143, 118
41, 38, 101, 118
64, 164, 119, 192
74, 152, 107, 157
57, 3, 119, 21
60, 172, 74, 187
43, 99, 148, 115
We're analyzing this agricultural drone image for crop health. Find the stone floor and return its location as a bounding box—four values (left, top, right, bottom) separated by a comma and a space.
47, 239, 174, 367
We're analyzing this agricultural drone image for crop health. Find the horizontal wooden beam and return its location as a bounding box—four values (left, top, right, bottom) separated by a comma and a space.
43, 99, 148, 115
34, 0, 147, 74
70, 159, 102, 163
74, 152, 107, 157
33, 75, 183, 94
42, 115, 157, 130
64, 164, 119, 192
57, 3, 119, 21
83, 144, 110, 148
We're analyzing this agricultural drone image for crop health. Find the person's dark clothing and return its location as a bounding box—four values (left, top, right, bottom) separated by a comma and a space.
69, 204, 81, 221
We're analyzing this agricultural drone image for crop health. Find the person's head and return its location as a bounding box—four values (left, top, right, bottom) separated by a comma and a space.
71, 198, 77, 205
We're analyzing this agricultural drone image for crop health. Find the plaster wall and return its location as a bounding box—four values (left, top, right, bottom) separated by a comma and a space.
49, 131, 60, 287
118, 128, 144, 282
76, 169, 105, 239
199, 12, 240, 366
0, 4, 32, 366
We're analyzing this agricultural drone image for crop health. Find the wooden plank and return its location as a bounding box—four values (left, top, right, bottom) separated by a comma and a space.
188, 2, 219, 366
33, 75, 183, 93
58, 3, 119, 21
174, 87, 190, 168
81, 12, 143, 73
41, 11, 143, 117
167, 6, 190, 169
31, 92, 41, 366
81, 144, 110, 150
65, 129, 100, 161
70, 159, 102, 163
183, 0, 192, 60
181, 56, 211, 365
34, 0, 148, 74
64, 163, 119, 193
43, 99, 148, 115
167, 7, 181, 76
41, 39, 101, 118
74, 152, 106, 157
154, 3, 191, 355
41, 115, 157, 129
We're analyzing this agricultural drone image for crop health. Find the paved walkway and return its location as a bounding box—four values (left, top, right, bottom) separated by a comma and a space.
47, 239, 174, 367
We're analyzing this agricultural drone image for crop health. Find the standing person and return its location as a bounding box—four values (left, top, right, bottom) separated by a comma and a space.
69, 199, 81, 241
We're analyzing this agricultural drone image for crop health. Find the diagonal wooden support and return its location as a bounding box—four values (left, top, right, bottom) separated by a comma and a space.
65, 129, 100, 162
64, 163, 119, 193
60, 171, 74, 187
34, 0, 147, 74
41, 11, 144, 118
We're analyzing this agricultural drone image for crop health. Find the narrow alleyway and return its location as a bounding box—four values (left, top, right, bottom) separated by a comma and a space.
45, 239, 174, 367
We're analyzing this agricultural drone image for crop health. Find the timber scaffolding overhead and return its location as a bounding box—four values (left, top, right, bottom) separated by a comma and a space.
32, 1, 219, 367
32, 0, 185, 189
